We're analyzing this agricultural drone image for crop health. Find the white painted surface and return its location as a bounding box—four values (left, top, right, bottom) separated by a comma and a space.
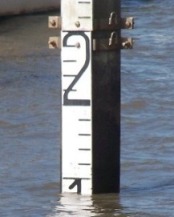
61, 31, 92, 195
61, 0, 93, 195
0, 0, 60, 15
62, 0, 93, 31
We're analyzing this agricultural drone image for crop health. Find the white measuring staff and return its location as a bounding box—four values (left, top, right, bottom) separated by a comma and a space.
61, 0, 93, 195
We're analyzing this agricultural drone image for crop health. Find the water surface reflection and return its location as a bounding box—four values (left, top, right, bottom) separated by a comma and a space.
48, 194, 128, 217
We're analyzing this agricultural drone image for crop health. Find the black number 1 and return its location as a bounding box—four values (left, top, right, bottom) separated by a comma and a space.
63, 32, 90, 106
69, 178, 82, 194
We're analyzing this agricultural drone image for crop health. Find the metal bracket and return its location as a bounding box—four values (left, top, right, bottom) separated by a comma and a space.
48, 16, 61, 29
121, 37, 134, 49
48, 37, 60, 49
48, 35, 134, 51
121, 17, 134, 29
93, 34, 133, 51
94, 14, 134, 31
48, 14, 134, 50
109, 11, 118, 26
48, 16, 134, 31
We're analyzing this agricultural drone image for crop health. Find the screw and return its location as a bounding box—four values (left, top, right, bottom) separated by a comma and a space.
75, 42, 81, 48
122, 41, 132, 49
125, 20, 131, 29
50, 19, 56, 27
49, 40, 58, 48
125, 17, 134, 29
75, 21, 80, 28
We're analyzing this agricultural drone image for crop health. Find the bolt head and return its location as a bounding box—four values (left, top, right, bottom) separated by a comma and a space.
75, 21, 80, 28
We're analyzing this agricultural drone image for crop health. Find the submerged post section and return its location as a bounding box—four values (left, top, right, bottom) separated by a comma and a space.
49, 0, 134, 194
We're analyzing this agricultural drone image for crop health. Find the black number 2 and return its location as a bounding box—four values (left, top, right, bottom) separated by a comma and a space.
63, 32, 90, 106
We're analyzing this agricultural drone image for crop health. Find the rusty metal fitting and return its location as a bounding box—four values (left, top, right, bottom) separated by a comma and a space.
109, 32, 118, 46
109, 12, 117, 25
122, 38, 133, 49
48, 37, 59, 49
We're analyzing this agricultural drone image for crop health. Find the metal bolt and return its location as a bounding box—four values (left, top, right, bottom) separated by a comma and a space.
122, 41, 132, 49
50, 19, 56, 27
75, 42, 81, 48
75, 21, 80, 28
124, 17, 134, 29
48, 16, 61, 29
49, 40, 58, 48
48, 37, 59, 49
125, 20, 131, 29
